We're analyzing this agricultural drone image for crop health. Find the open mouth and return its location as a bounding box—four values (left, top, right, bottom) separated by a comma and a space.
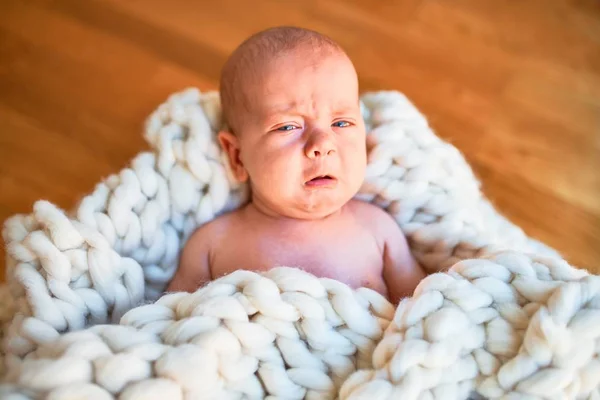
305, 175, 336, 187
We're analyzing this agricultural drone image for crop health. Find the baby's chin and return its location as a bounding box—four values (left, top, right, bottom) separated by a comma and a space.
251, 180, 360, 219
287, 193, 354, 220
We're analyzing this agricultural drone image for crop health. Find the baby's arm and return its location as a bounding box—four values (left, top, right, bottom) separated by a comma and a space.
377, 210, 427, 305
166, 226, 212, 293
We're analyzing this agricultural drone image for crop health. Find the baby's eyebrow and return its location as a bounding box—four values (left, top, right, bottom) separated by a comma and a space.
261, 101, 359, 121
264, 103, 297, 116
333, 104, 359, 114
258, 104, 300, 124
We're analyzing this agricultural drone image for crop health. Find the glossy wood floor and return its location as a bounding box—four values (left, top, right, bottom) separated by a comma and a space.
1, 0, 599, 277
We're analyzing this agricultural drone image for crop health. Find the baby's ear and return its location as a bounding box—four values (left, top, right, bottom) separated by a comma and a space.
218, 131, 249, 182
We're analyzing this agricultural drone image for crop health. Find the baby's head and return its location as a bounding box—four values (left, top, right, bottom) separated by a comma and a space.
218, 26, 366, 220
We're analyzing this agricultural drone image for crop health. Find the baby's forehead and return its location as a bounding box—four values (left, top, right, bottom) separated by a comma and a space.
241, 59, 358, 115
220, 30, 351, 131
236, 46, 320, 83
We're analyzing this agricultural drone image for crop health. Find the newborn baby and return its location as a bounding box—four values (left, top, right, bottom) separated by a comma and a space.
167, 26, 426, 304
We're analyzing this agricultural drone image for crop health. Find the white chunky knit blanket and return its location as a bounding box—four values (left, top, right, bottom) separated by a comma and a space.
1, 89, 598, 399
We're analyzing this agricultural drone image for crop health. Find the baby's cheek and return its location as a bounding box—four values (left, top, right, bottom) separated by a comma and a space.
343, 152, 366, 184
255, 154, 298, 191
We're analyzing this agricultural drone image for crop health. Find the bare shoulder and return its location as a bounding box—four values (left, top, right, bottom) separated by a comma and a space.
346, 199, 403, 236
348, 201, 424, 304
182, 210, 246, 261
167, 209, 242, 292
185, 209, 241, 248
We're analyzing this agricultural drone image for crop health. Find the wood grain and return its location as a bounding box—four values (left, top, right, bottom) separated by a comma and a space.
1, 0, 598, 278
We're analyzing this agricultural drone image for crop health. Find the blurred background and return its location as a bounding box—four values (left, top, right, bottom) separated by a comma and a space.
0, 0, 598, 275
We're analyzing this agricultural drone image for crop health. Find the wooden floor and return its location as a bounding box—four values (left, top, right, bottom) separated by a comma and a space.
1, 0, 599, 276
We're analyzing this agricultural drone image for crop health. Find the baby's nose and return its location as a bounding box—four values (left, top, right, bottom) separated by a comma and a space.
305, 131, 335, 158
310, 148, 334, 157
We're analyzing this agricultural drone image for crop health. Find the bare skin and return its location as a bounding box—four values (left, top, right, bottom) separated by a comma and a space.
167, 29, 426, 304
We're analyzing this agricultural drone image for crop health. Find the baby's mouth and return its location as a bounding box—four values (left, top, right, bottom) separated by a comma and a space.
305, 175, 336, 188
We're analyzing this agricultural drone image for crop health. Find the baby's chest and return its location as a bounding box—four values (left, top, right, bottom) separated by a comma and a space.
211, 227, 384, 290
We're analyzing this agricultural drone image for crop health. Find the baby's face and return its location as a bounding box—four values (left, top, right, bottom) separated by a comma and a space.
227, 51, 366, 219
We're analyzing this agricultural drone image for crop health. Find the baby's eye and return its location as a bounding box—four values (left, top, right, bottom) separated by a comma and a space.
332, 120, 351, 128
276, 125, 298, 132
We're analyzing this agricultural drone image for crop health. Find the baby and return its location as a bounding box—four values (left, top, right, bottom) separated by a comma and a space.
167, 26, 426, 304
